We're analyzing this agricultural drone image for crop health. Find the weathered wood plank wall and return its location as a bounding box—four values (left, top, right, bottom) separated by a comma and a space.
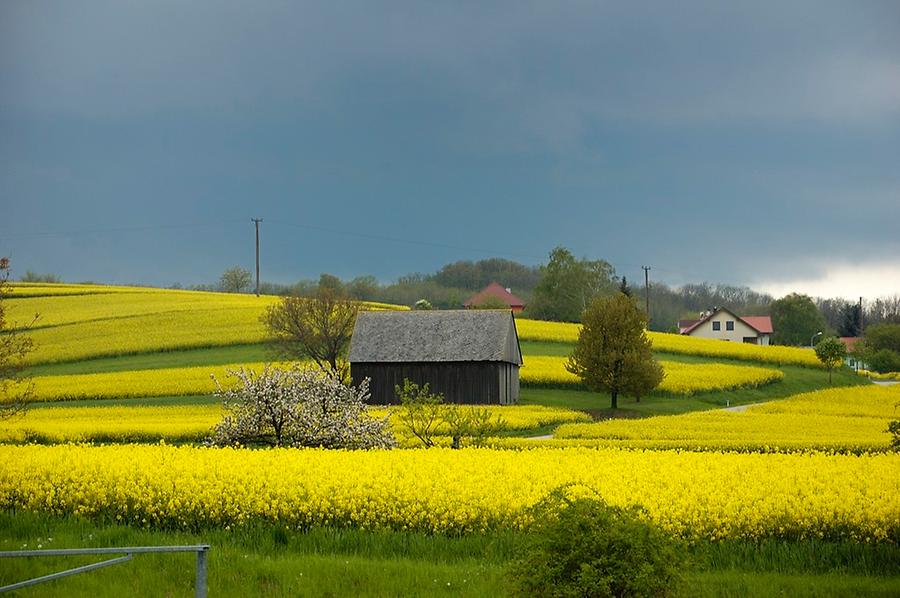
352, 361, 519, 405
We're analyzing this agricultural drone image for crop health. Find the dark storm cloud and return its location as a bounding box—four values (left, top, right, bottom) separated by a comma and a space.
2, 1, 899, 293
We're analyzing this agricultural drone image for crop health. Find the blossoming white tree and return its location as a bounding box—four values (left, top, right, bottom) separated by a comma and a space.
207, 365, 395, 449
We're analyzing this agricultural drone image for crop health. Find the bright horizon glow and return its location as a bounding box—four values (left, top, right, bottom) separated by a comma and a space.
754, 262, 900, 301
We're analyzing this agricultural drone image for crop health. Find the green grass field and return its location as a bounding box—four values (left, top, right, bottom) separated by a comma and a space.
1, 513, 897, 597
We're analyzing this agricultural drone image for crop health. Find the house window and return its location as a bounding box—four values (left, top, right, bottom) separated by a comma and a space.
712, 321, 721, 331
726, 321, 734, 331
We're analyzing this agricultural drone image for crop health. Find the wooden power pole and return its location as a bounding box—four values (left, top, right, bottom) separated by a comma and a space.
251, 218, 263, 297
642, 265, 651, 324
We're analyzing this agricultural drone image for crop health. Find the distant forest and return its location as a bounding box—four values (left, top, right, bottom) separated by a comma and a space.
190, 249, 900, 334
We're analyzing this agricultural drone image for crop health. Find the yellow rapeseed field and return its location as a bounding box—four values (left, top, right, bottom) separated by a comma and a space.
18, 357, 783, 403
5, 284, 403, 365
859, 370, 900, 381
516, 319, 822, 368
26, 362, 272, 401
521, 355, 783, 394
0, 404, 589, 445
553, 384, 900, 453
7, 282, 156, 298
1, 444, 897, 542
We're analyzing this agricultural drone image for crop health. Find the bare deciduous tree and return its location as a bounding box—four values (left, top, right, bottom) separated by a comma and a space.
1, 258, 38, 418
261, 288, 361, 380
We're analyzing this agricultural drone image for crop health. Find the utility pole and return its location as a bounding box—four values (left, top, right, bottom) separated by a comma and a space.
859, 296, 864, 334
641, 265, 651, 324
251, 218, 263, 297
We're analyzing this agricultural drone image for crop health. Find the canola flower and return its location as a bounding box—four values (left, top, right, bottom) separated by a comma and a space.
553, 384, 900, 453
858, 369, 900, 381
0, 444, 897, 542
5, 284, 403, 365
521, 356, 783, 395
20, 357, 783, 403
7, 282, 154, 298
25, 362, 274, 402
516, 319, 822, 368
0, 404, 589, 445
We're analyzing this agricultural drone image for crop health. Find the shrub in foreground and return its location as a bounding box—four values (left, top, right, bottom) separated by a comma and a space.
508, 494, 686, 597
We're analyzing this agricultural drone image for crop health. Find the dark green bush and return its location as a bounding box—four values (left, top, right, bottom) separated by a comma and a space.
888, 420, 900, 451
508, 495, 686, 597
867, 349, 900, 374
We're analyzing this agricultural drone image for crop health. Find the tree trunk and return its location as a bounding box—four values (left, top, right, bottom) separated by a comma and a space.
610, 390, 618, 410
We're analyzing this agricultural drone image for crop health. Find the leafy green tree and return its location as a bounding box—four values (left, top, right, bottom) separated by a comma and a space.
814, 336, 847, 384
770, 293, 828, 346
854, 323, 900, 374
470, 296, 511, 310
219, 266, 252, 293
621, 357, 665, 403
866, 349, 900, 374
865, 323, 900, 353
346, 275, 380, 301
566, 293, 662, 409
19, 271, 61, 283
529, 246, 617, 322
317, 273, 345, 295
838, 302, 863, 337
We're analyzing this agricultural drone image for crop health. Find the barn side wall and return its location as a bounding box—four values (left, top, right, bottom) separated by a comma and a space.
352, 361, 519, 405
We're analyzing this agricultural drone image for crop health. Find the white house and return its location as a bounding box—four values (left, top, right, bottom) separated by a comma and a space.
678, 307, 773, 345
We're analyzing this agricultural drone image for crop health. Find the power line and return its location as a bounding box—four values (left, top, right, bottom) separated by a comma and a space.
0, 219, 248, 241
272, 221, 546, 262
1, 217, 715, 288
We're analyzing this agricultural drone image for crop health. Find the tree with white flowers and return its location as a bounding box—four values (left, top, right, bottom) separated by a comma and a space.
207, 365, 395, 449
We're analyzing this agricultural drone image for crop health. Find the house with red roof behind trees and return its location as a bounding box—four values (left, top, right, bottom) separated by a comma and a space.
678, 307, 773, 345
464, 282, 526, 313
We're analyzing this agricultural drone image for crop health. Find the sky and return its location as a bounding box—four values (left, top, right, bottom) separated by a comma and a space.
2, 1, 899, 300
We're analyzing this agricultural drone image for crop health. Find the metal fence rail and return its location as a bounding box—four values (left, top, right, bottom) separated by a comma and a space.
0, 544, 210, 597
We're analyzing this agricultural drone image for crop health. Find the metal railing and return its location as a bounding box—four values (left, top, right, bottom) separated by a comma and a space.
0, 544, 210, 597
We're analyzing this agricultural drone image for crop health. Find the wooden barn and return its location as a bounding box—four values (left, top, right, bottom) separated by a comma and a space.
349, 310, 522, 405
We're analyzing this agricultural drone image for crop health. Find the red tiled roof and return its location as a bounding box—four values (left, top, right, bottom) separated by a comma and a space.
680, 308, 773, 335
678, 319, 699, 334
839, 337, 863, 350
740, 316, 773, 334
463, 282, 525, 309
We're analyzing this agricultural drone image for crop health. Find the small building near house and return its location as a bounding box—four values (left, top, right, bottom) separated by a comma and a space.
839, 337, 866, 370
678, 307, 773, 345
349, 310, 522, 405
464, 282, 526, 313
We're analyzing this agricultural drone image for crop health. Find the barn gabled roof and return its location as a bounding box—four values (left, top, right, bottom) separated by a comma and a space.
464, 282, 526, 309
349, 310, 523, 365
